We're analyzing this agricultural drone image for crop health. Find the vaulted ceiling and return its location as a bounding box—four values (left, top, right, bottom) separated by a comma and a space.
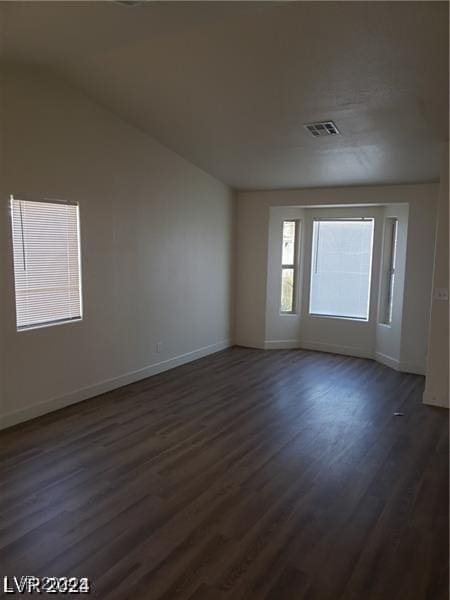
2, 1, 449, 189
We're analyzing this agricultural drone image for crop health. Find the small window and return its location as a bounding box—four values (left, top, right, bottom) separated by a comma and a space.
280, 220, 299, 313
380, 218, 398, 325
309, 218, 374, 320
10, 196, 83, 330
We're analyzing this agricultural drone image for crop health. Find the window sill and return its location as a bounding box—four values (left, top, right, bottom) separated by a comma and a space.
308, 313, 369, 323
17, 317, 83, 332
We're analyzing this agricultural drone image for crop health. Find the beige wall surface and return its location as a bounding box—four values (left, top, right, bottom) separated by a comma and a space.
424, 144, 449, 408
236, 184, 438, 375
0, 50, 5, 419
0, 65, 235, 428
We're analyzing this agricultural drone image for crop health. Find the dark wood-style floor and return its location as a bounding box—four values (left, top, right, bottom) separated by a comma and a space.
0, 347, 448, 600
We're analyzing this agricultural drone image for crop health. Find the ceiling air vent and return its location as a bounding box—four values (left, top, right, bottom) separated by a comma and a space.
304, 121, 340, 137
114, 1, 147, 6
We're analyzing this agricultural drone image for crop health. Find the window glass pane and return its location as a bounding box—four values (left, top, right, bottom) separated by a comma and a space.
282, 221, 296, 265
309, 219, 374, 320
10, 197, 82, 330
390, 220, 398, 271
387, 273, 395, 324
382, 218, 398, 324
281, 268, 294, 312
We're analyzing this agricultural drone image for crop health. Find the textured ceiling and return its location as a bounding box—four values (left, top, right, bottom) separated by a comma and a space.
2, 1, 449, 190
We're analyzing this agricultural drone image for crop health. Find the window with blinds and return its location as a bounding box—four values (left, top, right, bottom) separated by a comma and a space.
309, 218, 374, 321
10, 196, 83, 330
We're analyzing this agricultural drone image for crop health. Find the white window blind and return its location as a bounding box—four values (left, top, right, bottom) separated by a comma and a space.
10, 196, 82, 330
309, 218, 374, 320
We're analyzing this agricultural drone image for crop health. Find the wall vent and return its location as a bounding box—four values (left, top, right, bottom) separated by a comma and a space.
304, 121, 340, 137
114, 1, 147, 6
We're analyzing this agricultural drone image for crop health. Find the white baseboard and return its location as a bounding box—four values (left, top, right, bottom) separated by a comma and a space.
241, 338, 426, 375
300, 340, 373, 359
398, 361, 426, 376
264, 340, 302, 350
0, 340, 231, 430
235, 339, 266, 350
423, 390, 449, 408
305, 345, 424, 374
374, 351, 400, 370
374, 352, 426, 375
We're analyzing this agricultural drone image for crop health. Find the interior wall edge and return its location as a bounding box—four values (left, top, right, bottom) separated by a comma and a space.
423, 390, 449, 409
234, 340, 266, 350
0, 339, 232, 430
374, 349, 426, 375
422, 142, 449, 407
398, 362, 426, 376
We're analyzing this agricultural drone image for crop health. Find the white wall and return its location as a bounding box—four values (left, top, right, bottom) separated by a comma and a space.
236, 184, 438, 373
0, 54, 5, 422
423, 143, 449, 407
0, 65, 235, 428
235, 198, 268, 348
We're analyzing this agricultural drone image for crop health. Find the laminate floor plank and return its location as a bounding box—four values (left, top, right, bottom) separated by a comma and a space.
0, 347, 447, 600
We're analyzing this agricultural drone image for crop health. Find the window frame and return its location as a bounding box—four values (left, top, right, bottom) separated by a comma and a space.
9, 195, 83, 332
280, 219, 300, 315
308, 217, 375, 322
379, 217, 398, 326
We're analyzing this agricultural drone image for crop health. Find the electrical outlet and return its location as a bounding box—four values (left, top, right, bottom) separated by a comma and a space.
156, 341, 162, 353
434, 288, 449, 301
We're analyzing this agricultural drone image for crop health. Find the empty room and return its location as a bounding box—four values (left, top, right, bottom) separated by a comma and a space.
0, 1, 448, 599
